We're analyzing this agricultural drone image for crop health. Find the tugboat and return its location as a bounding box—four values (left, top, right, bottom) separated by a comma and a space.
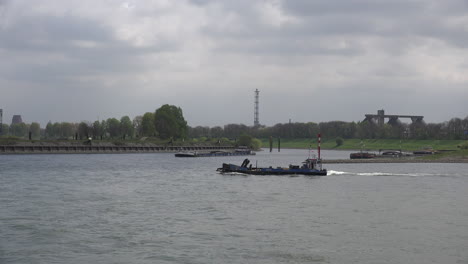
216, 134, 327, 176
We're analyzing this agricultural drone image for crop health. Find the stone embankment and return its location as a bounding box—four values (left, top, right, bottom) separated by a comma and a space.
0, 144, 234, 154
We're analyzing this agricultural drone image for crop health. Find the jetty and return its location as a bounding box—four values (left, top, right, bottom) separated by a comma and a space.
0, 144, 234, 155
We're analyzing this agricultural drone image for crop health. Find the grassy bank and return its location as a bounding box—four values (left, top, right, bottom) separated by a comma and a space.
260, 138, 466, 151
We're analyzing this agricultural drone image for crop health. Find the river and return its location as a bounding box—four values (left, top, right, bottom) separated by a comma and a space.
1, 149, 467, 264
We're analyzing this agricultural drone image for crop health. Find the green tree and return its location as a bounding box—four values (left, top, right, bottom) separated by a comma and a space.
61, 122, 75, 139
1, 124, 9, 136
120, 116, 134, 139
224, 124, 249, 139
45, 122, 54, 138
106, 118, 120, 138
78, 122, 90, 139
52, 122, 62, 138
356, 121, 377, 139
250, 138, 262, 150
409, 122, 428, 139
99, 120, 107, 139
141, 112, 156, 137
154, 105, 187, 139
30, 122, 41, 139
210, 126, 223, 138
335, 137, 344, 147
133, 115, 143, 137
93, 121, 104, 139
447, 118, 463, 139
237, 134, 262, 150
10, 123, 28, 138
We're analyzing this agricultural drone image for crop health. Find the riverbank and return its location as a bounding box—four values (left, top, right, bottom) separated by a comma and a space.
1, 139, 467, 163
260, 138, 465, 151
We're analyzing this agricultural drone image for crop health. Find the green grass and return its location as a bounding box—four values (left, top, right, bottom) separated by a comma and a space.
260, 138, 466, 151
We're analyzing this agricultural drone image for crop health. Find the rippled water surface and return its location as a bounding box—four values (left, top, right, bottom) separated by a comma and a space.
1, 149, 467, 264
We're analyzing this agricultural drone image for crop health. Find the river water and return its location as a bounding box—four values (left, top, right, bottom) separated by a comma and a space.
1, 149, 467, 264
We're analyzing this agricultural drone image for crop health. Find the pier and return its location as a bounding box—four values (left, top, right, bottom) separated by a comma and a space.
0, 145, 234, 154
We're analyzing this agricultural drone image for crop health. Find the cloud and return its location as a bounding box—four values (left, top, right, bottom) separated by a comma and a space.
0, 0, 466, 126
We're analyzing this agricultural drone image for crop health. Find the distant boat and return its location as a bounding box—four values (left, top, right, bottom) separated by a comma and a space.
350, 152, 376, 159
413, 146, 436, 155
350, 140, 376, 159
174, 151, 197, 157
413, 150, 435, 155
175, 148, 255, 158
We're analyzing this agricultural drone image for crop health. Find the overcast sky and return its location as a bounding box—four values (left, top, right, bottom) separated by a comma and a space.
0, 0, 467, 127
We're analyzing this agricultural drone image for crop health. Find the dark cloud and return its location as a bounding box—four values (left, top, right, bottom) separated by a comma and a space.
279, 0, 468, 48
0, 12, 179, 86
199, 0, 468, 54
0, 15, 112, 51
0, 0, 466, 126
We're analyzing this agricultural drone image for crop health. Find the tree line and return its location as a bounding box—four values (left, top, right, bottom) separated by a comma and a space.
188, 117, 468, 140
0, 104, 188, 140
1, 106, 466, 141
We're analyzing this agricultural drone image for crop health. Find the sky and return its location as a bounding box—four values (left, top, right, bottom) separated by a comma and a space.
0, 0, 467, 127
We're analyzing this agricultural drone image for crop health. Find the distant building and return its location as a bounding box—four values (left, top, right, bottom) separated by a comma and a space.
12, 115, 23, 124
364, 109, 423, 126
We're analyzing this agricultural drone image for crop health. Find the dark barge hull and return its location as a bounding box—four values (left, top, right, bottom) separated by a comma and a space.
217, 163, 327, 176
350, 152, 376, 159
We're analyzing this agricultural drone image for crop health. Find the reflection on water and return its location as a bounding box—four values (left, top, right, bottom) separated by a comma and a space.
1, 151, 467, 264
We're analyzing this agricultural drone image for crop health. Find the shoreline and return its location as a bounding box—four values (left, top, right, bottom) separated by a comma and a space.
0, 144, 234, 155
1, 144, 466, 163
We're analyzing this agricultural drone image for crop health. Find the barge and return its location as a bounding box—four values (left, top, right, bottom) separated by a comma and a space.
217, 134, 327, 176
350, 152, 377, 159
217, 157, 327, 176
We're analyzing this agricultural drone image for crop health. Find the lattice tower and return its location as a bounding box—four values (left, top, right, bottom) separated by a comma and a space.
254, 89, 259, 127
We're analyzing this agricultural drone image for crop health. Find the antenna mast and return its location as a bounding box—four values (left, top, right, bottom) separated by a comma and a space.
0, 109, 2, 134
254, 89, 259, 127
